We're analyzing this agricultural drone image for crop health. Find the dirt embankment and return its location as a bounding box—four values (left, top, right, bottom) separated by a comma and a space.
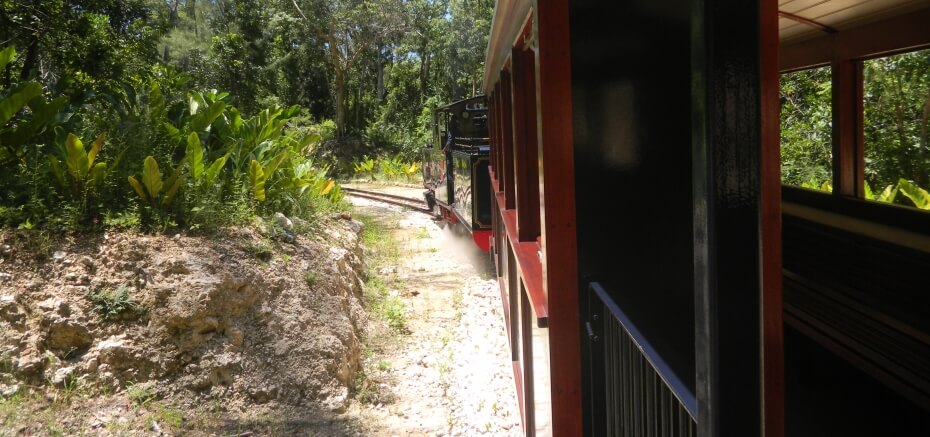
0, 215, 368, 434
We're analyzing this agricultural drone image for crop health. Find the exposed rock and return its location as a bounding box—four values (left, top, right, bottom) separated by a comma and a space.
0, 294, 22, 323
51, 366, 75, 385
0, 217, 366, 420
15, 349, 45, 376
44, 320, 92, 351
0, 383, 20, 397
78, 256, 95, 270
93, 335, 131, 368
273, 212, 293, 230
37, 297, 70, 316
37, 297, 93, 352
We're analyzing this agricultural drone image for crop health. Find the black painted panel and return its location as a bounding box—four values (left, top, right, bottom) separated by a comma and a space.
570, 0, 694, 391
785, 326, 930, 435
783, 215, 930, 334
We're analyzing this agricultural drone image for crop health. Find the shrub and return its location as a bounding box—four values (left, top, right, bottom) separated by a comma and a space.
0, 45, 345, 233
89, 285, 138, 320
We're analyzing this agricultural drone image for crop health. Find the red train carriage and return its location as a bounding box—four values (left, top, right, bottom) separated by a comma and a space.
481, 0, 930, 436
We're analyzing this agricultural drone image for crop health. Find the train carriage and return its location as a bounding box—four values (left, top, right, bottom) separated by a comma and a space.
480, 0, 930, 436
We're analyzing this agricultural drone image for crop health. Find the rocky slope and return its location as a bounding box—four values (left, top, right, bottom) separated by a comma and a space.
0, 215, 367, 434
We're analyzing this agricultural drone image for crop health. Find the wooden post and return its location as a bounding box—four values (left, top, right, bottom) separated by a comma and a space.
536, 0, 583, 435
692, 0, 783, 435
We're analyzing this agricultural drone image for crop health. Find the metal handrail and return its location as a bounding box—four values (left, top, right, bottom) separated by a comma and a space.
589, 282, 698, 420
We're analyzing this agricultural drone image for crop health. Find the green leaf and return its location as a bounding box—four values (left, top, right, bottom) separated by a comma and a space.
205, 152, 230, 186
878, 184, 898, 203
189, 95, 200, 115
28, 95, 69, 126
298, 132, 322, 153
249, 160, 266, 202
49, 156, 67, 188
186, 132, 204, 180
161, 165, 184, 207
142, 156, 163, 200
188, 101, 227, 133
128, 176, 148, 203
321, 180, 335, 196
89, 162, 107, 187
898, 179, 930, 210
87, 133, 105, 170
0, 82, 42, 126
263, 150, 289, 177
164, 123, 181, 143
0, 46, 14, 72
863, 182, 874, 200
64, 133, 89, 180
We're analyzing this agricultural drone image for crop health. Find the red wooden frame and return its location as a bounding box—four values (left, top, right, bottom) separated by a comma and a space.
511, 43, 542, 242
781, 8, 930, 71
761, 0, 785, 435
535, 0, 583, 434
485, 1, 581, 433
501, 70, 516, 210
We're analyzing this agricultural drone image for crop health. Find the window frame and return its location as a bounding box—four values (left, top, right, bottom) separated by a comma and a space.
780, 8, 930, 233
779, 64, 835, 190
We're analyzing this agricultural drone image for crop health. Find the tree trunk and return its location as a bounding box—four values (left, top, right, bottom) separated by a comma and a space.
190, 0, 198, 37
894, 75, 913, 182
334, 68, 347, 138
356, 82, 362, 130
19, 36, 39, 81
919, 88, 930, 187
169, 0, 181, 24
420, 49, 430, 104
449, 49, 459, 99
376, 43, 386, 102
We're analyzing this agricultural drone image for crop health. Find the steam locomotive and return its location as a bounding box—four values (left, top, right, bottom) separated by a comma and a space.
422, 96, 492, 252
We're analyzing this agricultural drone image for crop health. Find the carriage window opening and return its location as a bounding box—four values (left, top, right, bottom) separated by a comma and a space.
780, 66, 834, 192
863, 48, 930, 210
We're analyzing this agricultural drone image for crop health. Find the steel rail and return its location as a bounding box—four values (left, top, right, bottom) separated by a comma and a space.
342, 187, 431, 214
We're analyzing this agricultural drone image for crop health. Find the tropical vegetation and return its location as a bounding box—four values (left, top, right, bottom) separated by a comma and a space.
0, 0, 494, 231
781, 48, 930, 210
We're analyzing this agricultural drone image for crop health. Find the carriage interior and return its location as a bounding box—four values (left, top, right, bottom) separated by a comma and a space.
484, 0, 930, 434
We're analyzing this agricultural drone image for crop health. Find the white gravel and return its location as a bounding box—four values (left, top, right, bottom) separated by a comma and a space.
348, 194, 522, 437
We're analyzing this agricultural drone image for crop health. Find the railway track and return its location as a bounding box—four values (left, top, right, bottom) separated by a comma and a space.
342, 187, 432, 213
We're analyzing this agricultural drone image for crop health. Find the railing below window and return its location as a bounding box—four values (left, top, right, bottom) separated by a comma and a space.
586, 282, 697, 437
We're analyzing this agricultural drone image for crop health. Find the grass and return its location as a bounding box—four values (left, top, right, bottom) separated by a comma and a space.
353, 370, 395, 405
357, 214, 400, 268
378, 296, 407, 332
352, 212, 412, 406
149, 407, 182, 430
304, 271, 317, 287
89, 284, 138, 321
241, 239, 274, 261
415, 227, 430, 239
0, 393, 24, 427
356, 213, 408, 333
126, 381, 157, 406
